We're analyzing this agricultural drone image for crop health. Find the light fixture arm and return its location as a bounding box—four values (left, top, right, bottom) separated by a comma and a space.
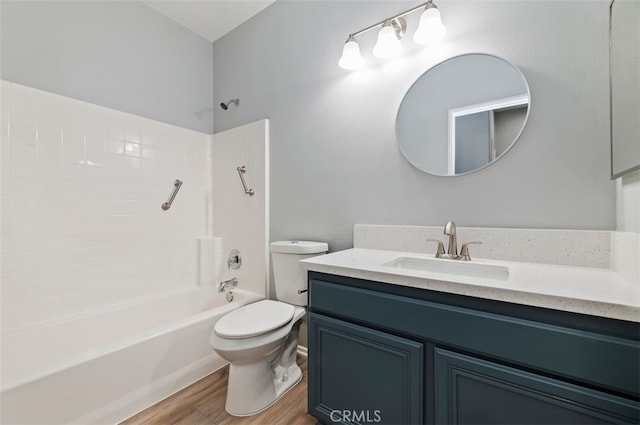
347, 0, 433, 39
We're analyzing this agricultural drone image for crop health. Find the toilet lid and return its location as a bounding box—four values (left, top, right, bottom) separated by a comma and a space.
214, 300, 295, 339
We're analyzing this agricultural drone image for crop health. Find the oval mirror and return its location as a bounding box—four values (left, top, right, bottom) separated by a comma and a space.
396, 53, 530, 176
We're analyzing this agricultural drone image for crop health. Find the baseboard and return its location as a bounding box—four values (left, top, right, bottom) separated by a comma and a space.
297, 345, 308, 357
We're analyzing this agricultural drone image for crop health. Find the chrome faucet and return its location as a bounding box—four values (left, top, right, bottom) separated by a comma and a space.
426, 221, 483, 261
218, 277, 238, 292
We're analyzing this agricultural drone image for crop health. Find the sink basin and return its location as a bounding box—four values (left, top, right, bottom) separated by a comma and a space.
383, 257, 510, 280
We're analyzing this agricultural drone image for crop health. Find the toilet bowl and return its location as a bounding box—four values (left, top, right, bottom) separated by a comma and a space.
210, 301, 306, 416
209, 240, 328, 416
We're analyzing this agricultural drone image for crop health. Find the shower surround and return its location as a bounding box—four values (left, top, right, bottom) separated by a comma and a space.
0, 80, 270, 422
1, 80, 210, 331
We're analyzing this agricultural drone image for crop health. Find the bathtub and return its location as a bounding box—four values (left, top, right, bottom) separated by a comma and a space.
0, 287, 263, 425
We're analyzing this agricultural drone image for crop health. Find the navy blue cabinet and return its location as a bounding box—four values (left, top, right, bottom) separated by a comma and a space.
307, 272, 640, 425
434, 349, 638, 424
308, 313, 424, 425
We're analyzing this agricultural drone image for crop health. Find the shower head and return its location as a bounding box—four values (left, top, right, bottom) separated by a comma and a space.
220, 98, 239, 110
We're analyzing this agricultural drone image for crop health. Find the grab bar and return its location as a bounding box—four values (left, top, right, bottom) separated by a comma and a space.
161, 179, 183, 211
236, 166, 254, 196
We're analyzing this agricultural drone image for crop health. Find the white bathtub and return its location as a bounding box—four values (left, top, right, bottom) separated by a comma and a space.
0, 287, 263, 425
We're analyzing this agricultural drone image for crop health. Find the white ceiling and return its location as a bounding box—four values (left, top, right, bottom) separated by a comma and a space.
141, 0, 276, 43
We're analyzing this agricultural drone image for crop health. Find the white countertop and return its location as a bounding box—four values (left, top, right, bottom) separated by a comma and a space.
300, 248, 640, 322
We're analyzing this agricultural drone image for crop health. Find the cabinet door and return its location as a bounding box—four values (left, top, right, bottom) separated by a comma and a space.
435, 348, 639, 424
308, 313, 423, 425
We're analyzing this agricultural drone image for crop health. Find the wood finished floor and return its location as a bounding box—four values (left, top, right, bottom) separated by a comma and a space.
121, 356, 316, 425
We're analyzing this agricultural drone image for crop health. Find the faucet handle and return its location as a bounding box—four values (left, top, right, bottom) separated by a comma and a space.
227, 249, 241, 270
426, 239, 446, 257
459, 241, 482, 261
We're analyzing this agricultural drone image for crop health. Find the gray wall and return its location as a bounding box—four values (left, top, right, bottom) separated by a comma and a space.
1, 1, 213, 133
212, 0, 615, 251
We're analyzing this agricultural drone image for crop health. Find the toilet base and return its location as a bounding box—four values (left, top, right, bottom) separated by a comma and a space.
225, 362, 302, 417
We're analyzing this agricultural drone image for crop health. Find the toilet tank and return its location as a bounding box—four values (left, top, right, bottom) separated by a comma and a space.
270, 241, 328, 306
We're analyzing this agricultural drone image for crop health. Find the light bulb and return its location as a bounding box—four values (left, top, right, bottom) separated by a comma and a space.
373, 23, 402, 59
338, 37, 364, 70
413, 6, 447, 45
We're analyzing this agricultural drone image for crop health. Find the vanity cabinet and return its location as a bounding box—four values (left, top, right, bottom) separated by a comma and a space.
309, 314, 424, 424
434, 349, 636, 424
307, 272, 640, 425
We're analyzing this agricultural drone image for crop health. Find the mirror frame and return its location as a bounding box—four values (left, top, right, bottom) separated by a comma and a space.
396, 52, 532, 177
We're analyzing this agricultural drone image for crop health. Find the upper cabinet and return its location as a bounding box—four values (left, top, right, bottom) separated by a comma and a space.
610, 0, 640, 178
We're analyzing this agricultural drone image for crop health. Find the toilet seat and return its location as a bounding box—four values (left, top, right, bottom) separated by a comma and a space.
214, 300, 295, 339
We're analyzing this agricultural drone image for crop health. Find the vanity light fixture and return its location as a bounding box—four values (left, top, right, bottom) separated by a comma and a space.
373, 19, 406, 59
413, 1, 447, 44
338, 35, 365, 70
338, 0, 447, 70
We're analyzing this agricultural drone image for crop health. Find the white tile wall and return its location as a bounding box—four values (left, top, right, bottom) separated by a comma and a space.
0, 80, 210, 332
211, 120, 269, 297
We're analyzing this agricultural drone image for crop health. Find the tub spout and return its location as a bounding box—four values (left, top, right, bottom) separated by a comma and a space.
218, 278, 238, 292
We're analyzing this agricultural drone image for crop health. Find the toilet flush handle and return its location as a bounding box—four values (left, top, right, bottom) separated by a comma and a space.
297, 289, 308, 294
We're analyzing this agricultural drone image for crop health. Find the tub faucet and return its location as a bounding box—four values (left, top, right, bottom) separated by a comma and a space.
444, 221, 458, 258
218, 277, 238, 292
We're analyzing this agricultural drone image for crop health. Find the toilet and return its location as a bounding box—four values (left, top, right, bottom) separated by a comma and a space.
209, 240, 328, 416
